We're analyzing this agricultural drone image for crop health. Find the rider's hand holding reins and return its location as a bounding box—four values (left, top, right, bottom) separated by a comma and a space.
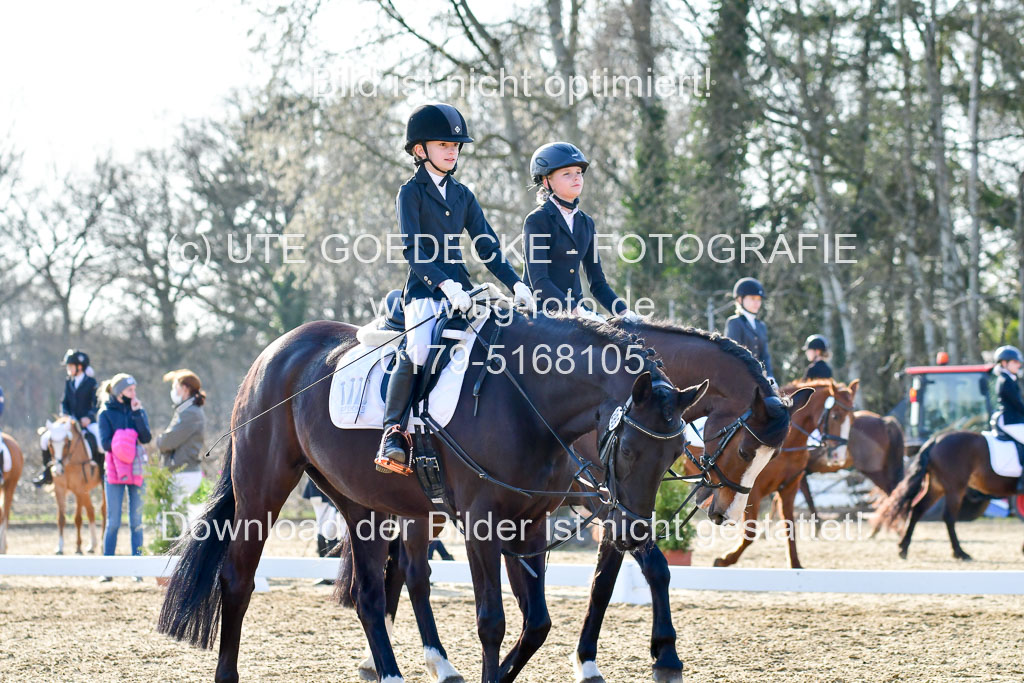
512, 282, 536, 314
439, 279, 473, 313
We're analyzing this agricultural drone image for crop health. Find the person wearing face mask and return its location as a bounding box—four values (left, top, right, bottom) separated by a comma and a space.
97, 373, 151, 569
156, 369, 207, 508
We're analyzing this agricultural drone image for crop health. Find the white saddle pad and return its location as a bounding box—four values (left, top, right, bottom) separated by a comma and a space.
982, 431, 1023, 478
1, 435, 10, 473
329, 311, 491, 431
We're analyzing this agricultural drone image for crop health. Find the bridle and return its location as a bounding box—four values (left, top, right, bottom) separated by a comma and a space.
785, 394, 852, 460
597, 381, 689, 524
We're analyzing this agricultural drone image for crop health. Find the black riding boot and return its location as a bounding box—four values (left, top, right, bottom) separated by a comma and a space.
375, 350, 417, 475
33, 448, 53, 487
84, 432, 103, 478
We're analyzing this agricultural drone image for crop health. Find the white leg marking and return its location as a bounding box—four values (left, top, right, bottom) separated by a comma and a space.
571, 652, 603, 682
724, 445, 774, 523
424, 646, 460, 682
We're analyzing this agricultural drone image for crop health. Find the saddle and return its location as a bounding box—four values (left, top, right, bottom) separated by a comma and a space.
991, 411, 1024, 467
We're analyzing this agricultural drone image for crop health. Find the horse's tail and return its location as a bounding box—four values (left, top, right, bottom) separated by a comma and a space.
873, 440, 932, 533
157, 439, 236, 649
882, 416, 906, 493
332, 533, 356, 609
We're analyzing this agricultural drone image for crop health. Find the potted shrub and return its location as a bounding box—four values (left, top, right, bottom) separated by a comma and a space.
654, 479, 696, 566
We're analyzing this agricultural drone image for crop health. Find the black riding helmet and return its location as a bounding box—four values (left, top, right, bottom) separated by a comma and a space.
61, 349, 90, 369
405, 103, 473, 185
530, 142, 589, 210
732, 277, 766, 299
803, 334, 829, 352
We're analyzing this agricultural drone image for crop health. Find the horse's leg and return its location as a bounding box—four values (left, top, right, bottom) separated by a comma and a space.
940, 483, 972, 561
799, 474, 821, 527
84, 489, 97, 553
898, 487, 939, 560
498, 534, 551, 682
356, 537, 405, 681
214, 458, 304, 682
632, 543, 683, 683
338, 503, 405, 683
465, 533, 505, 682
779, 478, 804, 568
714, 490, 764, 567
401, 519, 463, 683
74, 494, 84, 554
574, 536, 624, 683
55, 485, 66, 555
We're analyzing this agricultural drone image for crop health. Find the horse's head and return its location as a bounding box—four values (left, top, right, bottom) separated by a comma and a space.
694, 384, 813, 525
41, 417, 76, 477
600, 371, 708, 551
792, 379, 859, 468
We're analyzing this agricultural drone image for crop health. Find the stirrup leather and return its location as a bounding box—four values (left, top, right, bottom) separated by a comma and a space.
375, 425, 414, 476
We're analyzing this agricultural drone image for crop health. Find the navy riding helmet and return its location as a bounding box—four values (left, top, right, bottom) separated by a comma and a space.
732, 277, 766, 299
404, 103, 473, 155
529, 142, 589, 182
995, 345, 1023, 364
803, 335, 829, 352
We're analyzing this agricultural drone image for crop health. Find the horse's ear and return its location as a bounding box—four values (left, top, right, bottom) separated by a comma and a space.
788, 387, 814, 415
848, 378, 860, 398
631, 371, 654, 404
676, 379, 709, 412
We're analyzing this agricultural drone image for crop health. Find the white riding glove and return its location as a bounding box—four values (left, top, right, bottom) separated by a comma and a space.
439, 279, 472, 314
512, 282, 537, 314
575, 306, 606, 324
620, 309, 641, 323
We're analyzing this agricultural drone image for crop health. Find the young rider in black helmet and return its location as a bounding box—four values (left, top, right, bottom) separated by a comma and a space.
35, 349, 102, 486
724, 277, 773, 380
376, 103, 536, 475
521, 141, 639, 322
802, 334, 834, 380
992, 345, 1024, 493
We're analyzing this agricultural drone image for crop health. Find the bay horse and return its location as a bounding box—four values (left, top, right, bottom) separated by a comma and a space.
875, 429, 1023, 560
156, 310, 759, 683
1, 431, 24, 553
711, 379, 858, 569
800, 410, 905, 518
350, 321, 812, 683
39, 417, 106, 555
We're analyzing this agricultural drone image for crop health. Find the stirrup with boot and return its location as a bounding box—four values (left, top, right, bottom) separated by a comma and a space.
33, 448, 53, 487
375, 350, 417, 476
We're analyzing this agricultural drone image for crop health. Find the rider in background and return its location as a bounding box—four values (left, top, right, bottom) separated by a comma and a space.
35, 349, 101, 486
992, 345, 1024, 493
724, 278, 773, 381
802, 335, 834, 380
521, 142, 639, 323
376, 103, 536, 476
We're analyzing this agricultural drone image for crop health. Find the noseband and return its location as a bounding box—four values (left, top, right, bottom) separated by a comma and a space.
786, 394, 851, 459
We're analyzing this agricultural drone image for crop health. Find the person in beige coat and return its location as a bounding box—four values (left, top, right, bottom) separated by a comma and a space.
157, 369, 207, 507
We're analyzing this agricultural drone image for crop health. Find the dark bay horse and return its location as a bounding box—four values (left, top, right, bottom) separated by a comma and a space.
354, 321, 812, 683
800, 410, 905, 517
157, 311, 732, 683
711, 379, 857, 569
1, 432, 24, 553
875, 430, 1022, 560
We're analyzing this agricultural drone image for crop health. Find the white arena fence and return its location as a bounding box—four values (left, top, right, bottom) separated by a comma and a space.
2, 555, 1024, 603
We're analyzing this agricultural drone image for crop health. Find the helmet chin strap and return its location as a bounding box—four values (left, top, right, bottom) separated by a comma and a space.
544, 179, 579, 210
416, 143, 458, 186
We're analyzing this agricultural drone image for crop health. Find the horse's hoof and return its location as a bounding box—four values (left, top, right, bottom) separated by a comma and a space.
955, 553, 973, 562
356, 663, 376, 682
75, 549, 82, 555
55, 549, 63, 556
898, 548, 907, 560
712, 558, 727, 567
652, 666, 684, 683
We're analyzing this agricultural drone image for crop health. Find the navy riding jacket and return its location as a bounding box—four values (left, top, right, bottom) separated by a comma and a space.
725, 314, 773, 377
61, 374, 99, 422
803, 359, 833, 380
997, 370, 1024, 425
521, 199, 626, 315
396, 165, 521, 302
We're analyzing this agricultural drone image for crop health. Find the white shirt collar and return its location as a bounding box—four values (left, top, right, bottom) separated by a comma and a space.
72, 373, 84, 389
426, 167, 447, 199
742, 310, 758, 328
